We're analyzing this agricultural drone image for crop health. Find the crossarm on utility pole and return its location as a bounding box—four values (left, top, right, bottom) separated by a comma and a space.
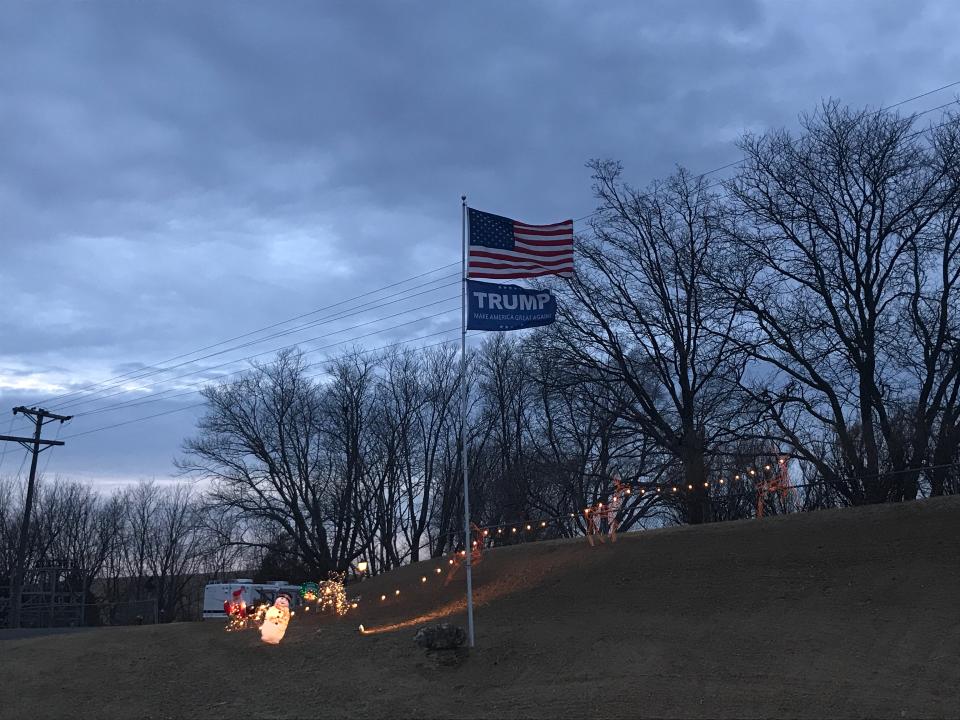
0, 434, 64, 446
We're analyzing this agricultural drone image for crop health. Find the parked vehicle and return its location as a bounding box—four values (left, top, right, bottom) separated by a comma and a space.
202, 579, 301, 620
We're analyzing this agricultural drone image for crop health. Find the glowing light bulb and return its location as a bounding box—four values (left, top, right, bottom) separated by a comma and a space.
540, 521, 547, 527
483, 530, 489, 536
497, 528, 503, 534
359, 624, 365, 633
435, 568, 442, 574
525, 524, 531, 530
735, 475, 740, 480
511, 527, 517, 533
687, 484, 693, 490
703, 482, 708, 487
380, 594, 386, 601
764, 465, 771, 471
449, 559, 454, 565
749, 469, 756, 475
719, 478, 725, 484
395, 589, 400, 596
672, 487, 677, 492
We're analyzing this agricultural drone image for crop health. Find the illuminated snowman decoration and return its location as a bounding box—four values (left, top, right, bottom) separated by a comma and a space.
259, 594, 291, 645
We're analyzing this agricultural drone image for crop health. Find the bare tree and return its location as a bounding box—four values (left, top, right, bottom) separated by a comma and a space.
725, 103, 960, 503
554, 161, 750, 523
180, 349, 339, 574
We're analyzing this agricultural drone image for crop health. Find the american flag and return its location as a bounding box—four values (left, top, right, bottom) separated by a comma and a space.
467, 208, 574, 279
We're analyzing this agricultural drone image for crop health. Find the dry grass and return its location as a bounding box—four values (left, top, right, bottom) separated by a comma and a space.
2, 496, 959, 719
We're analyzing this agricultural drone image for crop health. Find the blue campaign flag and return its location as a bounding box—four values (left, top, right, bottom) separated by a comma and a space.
466, 279, 557, 331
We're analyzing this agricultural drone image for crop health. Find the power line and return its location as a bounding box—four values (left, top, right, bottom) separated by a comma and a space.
54, 295, 459, 418
45, 279, 461, 415
62, 327, 465, 440
73, 325, 465, 419
33, 262, 461, 409
0, 414, 14, 476
577, 83, 960, 220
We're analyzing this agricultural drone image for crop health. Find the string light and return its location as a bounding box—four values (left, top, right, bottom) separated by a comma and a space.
525, 524, 532, 531
540, 521, 547, 527
512, 527, 517, 533
395, 589, 400, 596
719, 478, 725, 484
380, 594, 386, 601
435, 567, 442, 574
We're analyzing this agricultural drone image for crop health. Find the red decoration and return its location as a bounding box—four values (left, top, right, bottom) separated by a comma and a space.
585, 475, 629, 546
756, 456, 792, 518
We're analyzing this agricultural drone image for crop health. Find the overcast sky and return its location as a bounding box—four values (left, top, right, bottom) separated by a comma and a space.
1, 0, 958, 490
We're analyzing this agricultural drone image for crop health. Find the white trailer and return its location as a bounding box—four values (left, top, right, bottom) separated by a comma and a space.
202, 579, 303, 620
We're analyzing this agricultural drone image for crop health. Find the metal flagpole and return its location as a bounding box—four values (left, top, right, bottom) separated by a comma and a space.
461, 194, 475, 647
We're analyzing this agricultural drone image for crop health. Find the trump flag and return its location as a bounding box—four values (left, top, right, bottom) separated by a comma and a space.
466, 279, 557, 331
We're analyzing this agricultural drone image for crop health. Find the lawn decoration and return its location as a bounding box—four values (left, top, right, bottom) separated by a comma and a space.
756, 457, 792, 518
585, 475, 630, 546
223, 587, 250, 631
470, 522, 485, 565
299, 581, 320, 602
259, 594, 291, 645
316, 572, 348, 616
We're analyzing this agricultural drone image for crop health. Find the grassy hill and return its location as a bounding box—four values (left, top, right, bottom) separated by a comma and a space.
2, 497, 959, 719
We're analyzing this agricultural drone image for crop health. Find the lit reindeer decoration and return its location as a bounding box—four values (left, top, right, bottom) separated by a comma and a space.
756, 456, 792, 518
585, 475, 630, 546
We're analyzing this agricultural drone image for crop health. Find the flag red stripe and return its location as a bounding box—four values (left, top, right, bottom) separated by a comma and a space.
470, 268, 573, 279
470, 257, 573, 267
471, 248, 573, 260
469, 260, 573, 271
511, 224, 573, 236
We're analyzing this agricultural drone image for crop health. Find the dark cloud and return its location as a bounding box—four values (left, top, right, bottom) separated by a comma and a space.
0, 0, 957, 486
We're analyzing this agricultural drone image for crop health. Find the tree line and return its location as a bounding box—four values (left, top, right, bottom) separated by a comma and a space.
3, 101, 959, 622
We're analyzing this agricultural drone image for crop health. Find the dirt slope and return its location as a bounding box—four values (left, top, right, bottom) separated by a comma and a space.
2, 497, 959, 719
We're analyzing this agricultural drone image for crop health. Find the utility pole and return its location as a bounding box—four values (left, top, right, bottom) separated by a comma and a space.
1, 406, 71, 628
